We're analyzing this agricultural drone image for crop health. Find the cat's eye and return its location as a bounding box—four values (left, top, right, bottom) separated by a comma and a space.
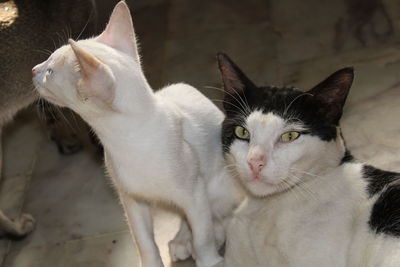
280, 131, 300, 142
46, 68, 53, 75
234, 126, 250, 140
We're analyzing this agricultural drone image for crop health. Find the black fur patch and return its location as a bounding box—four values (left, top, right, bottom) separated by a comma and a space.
362, 165, 399, 196
221, 86, 338, 152
340, 149, 354, 164
362, 165, 400, 236
369, 183, 400, 237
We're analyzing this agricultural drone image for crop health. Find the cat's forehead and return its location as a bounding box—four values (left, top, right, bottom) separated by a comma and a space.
246, 111, 285, 140
247, 111, 284, 128
251, 86, 305, 111
245, 111, 307, 140
243, 86, 335, 141
49, 45, 73, 65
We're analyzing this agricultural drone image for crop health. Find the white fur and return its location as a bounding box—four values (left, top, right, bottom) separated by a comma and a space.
228, 111, 343, 197
223, 111, 400, 267
32, 2, 242, 267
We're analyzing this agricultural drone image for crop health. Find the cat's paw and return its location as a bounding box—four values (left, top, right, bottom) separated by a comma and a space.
168, 237, 193, 262
12, 213, 36, 237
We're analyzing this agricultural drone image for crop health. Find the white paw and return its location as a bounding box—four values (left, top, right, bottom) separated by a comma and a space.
14, 213, 36, 236
168, 237, 193, 262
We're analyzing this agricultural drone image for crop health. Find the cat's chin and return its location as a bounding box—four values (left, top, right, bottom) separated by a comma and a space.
243, 177, 292, 198
39, 94, 66, 107
35, 87, 66, 107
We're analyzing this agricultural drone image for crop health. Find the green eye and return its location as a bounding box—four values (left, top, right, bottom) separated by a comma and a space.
281, 131, 300, 142
234, 126, 250, 140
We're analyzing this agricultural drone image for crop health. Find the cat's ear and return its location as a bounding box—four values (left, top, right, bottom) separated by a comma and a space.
307, 67, 354, 124
96, 1, 139, 61
69, 39, 115, 106
217, 53, 256, 110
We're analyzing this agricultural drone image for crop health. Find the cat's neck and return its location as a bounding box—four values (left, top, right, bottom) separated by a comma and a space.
80, 75, 157, 132
84, 95, 176, 160
255, 161, 364, 207
113, 74, 156, 114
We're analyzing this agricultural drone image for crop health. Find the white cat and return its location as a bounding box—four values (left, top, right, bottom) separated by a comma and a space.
217, 53, 400, 267
32, 2, 241, 267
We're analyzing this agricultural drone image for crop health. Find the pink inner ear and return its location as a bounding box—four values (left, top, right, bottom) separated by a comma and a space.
69, 40, 116, 105
95, 1, 139, 59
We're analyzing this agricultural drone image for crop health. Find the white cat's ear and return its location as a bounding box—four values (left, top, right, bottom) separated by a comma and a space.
308, 67, 354, 124
96, 1, 139, 61
69, 39, 116, 106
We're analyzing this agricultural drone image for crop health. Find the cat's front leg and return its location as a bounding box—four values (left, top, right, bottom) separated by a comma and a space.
0, 210, 35, 237
168, 211, 227, 264
120, 194, 164, 267
168, 218, 193, 262
182, 179, 223, 267
0, 129, 35, 237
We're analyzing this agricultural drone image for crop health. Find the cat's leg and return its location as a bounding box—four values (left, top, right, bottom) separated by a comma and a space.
169, 218, 225, 262
0, 211, 35, 237
182, 179, 223, 267
120, 193, 163, 267
168, 218, 193, 262
213, 218, 226, 250
0, 129, 35, 237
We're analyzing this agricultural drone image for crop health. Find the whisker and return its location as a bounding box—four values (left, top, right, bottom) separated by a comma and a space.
76, 5, 96, 40
210, 99, 250, 118
205, 85, 251, 115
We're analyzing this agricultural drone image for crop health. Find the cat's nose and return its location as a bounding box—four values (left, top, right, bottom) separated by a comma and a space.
247, 155, 266, 175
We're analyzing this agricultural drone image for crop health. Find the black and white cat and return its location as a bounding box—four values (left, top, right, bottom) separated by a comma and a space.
217, 53, 400, 267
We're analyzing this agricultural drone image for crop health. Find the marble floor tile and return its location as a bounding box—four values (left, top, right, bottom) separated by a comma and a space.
62, 231, 139, 267
3, 242, 66, 267
4, 227, 194, 267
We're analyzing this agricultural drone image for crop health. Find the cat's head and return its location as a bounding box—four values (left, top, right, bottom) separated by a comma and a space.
32, 1, 150, 117
217, 53, 354, 197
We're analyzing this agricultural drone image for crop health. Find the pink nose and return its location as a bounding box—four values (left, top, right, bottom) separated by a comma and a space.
247, 156, 266, 175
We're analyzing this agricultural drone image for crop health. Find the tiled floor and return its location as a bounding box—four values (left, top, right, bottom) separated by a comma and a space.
2, 0, 400, 266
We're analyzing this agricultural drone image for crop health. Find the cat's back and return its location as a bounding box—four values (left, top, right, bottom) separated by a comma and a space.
156, 83, 222, 120
357, 164, 400, 237
156, 83, 225, 174
338, 162, 400, 266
